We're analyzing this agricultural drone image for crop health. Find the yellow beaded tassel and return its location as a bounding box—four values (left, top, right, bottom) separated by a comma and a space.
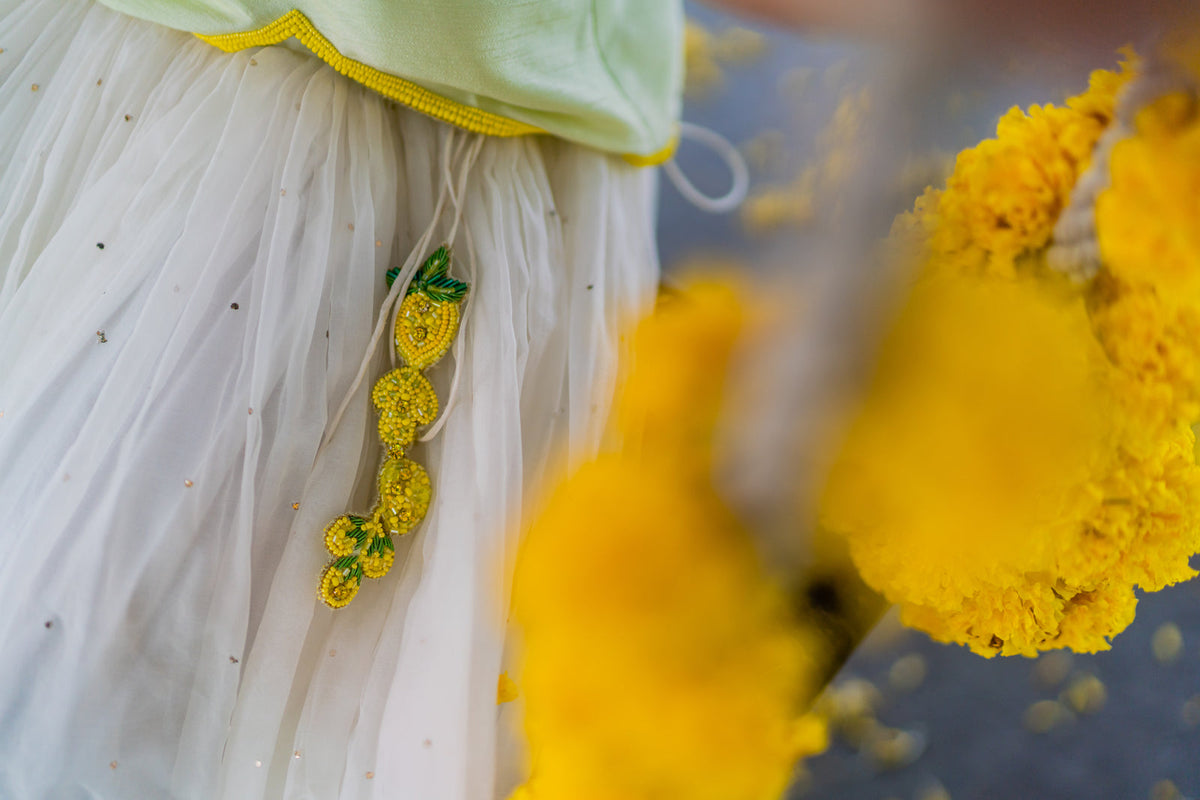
318, 246, 468, 608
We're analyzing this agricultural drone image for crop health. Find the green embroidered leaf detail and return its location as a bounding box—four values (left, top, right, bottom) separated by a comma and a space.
401, 245, 468, 301
422, 274, 469, 302
421, 246, 451, 280
386, 246, 462, 295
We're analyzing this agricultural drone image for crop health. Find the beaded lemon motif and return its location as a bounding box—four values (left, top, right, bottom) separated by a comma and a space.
319, 246, 468, 608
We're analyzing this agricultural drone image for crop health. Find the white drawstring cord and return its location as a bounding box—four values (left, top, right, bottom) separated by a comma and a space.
444, 135, 483, 250
417, 135, 484, 442
662, 120, 750, 215
325, 120, 742, 455
387, 129, 470, 367
320, 126, 481, 454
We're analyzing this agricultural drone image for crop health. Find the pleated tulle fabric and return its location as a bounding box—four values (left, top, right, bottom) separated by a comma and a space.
0, 2, 660, 797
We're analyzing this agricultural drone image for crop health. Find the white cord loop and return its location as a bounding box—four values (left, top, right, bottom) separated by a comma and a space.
662, 120, 750, 215
320, 126, 481, 454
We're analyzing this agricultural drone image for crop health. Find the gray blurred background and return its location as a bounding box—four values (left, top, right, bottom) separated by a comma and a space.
657, 5, 1200, 799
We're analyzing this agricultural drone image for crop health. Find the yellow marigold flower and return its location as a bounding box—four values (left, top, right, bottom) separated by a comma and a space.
1054, 583, 1138, 654
323, 516, 358, 558
821, 274, 1128, 656
615, 281, 745, 468
319, 564, 360, 609
1089, 280, 1200, 445
829, 52, 1200, 658
1066, 53, 1134, 120
910, 64, 1128, 279
513, 282, 827, 800
823, 273, 1200, 657
517, 460, 824, 800
1098, 89, 1200, 304
1089, 425, 1200, 593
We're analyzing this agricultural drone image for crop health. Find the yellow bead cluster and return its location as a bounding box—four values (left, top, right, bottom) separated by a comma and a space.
323, 516, 357, 558
371, 366, 438, 454
378, 456, 432, 535
318, 246, 468, 609
360, 549, 396, 580
195, 10, 542, 139
319, 564, 359, 609
395, 294, 461, 370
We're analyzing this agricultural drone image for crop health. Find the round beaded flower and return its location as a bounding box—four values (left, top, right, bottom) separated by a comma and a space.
323, 515, 359, 557
319, 563, 361, 609
371, 367, 438, 455
326, 515, 370, 551
360, 547, 396, 580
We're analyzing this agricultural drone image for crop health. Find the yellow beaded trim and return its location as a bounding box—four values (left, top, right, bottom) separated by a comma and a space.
622, 131, 679, 168
318, 246, 467, 609
195, 9, 539, 138
194, 9, 677, 165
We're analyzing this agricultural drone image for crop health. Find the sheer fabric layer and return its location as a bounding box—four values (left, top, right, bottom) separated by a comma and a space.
0, 2, 659, 797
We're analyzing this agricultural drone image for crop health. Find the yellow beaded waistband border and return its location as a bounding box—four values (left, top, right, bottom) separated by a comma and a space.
195, 9, 677, 166
195, 9, 539, 137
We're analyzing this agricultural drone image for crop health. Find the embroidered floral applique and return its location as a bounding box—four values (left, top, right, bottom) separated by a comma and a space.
318, 246, 467, 608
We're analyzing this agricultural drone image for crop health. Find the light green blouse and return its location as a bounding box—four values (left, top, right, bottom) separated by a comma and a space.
95, 0, 683, 164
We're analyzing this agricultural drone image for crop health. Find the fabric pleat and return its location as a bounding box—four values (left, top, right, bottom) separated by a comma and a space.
0, 2, 660, 798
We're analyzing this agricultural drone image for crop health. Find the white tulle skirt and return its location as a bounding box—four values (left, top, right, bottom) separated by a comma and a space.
0, 1, 659, 797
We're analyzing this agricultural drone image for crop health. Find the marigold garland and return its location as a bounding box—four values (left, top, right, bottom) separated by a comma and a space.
822, 51, 1200, 657
508, 39, 1200, 800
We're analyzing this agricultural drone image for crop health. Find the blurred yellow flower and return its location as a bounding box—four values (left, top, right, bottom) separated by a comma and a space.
1092, 80, 1200, 443
823, 273, 1127, 656
513, 283, 828, 800
1099, 90, 1200, 301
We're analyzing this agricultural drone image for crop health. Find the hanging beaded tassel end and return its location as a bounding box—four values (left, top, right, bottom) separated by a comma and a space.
318, 245, 469, 608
